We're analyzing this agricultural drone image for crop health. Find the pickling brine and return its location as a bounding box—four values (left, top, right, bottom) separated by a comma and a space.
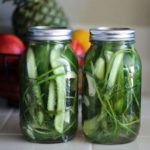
82, 28, 142, 144
20, 27, 78, 143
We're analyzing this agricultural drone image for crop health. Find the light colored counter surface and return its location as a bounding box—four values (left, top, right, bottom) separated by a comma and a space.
0, 97, 150, 150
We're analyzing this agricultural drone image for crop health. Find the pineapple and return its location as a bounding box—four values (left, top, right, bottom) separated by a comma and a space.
3, 0, 69, 41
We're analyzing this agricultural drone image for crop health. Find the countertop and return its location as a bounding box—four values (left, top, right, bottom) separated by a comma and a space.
0, 97, 150, 150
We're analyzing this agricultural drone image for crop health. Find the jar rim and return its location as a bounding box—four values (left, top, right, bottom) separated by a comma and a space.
90, 27, 135, 41
27, 26, 72, 41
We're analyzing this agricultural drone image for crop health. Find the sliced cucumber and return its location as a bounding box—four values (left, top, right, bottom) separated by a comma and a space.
107, 53, 124, 88
83, 110, 106, 137
27, 48, 42, 105
47, 80, 56, 112
54, 77, 66, 133
114, 62, 125, 113
34, 42, 50, 101
27, 48, 38, 79
50, 44, 66, 133
94, 57, 105, 80
65, 71, 77, 79
104, 51, 113, 64
86, 73, 96, 97
83, 114, 101, 137
37, 110, 44, 125
26, 48, 44, 124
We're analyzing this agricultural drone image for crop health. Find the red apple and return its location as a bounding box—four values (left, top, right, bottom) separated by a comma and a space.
0, 33, 25, 54
72, 39, 85, 68
0, 34, 25, 64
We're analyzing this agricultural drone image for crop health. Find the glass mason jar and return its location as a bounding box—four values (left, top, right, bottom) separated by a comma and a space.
20, 26, 78, 143
82, 28, 142, 144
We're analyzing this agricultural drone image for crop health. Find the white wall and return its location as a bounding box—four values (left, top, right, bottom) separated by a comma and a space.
0, 1, 14, 32
0, 0, 150, 96
0, 0, 150, 27
57, 0, 150, 27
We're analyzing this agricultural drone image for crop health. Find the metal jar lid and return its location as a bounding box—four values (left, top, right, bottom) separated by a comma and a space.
90, 27, 135, 41
27, 26, 72, 41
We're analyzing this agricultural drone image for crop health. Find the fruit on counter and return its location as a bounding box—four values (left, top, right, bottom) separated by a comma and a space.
2, 0, 69, 41
0, 33, 25, 54
0, 33, 25, 102
0, 33, 25, 63
72, 29, 91, 52
72, 39, 85, 67
71, 39, 84, 95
